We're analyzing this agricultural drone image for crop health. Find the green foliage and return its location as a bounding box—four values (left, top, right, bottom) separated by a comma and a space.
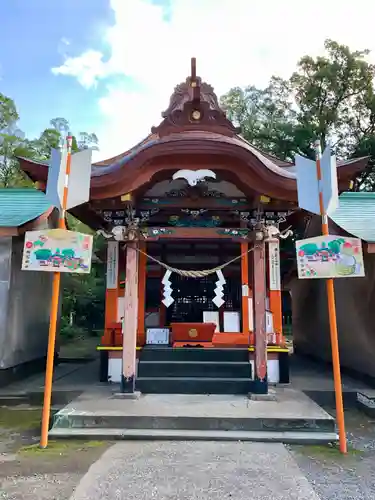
221, 38, 375, 188
0, 92, 103, 337
61, 215, 106, 334
0, 92, 19, 130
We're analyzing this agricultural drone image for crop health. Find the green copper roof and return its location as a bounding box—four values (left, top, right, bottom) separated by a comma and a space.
0, 189, 52, 228
331, 192, 375, 242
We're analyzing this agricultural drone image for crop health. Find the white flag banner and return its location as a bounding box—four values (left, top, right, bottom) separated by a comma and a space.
46, 148, 92, 210
295, 145, 339, 216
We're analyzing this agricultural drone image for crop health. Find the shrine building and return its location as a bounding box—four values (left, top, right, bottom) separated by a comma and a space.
17, 60, 368, 395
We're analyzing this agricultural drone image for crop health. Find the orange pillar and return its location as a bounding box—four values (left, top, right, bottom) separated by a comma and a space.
268, 239, 283, 345
137, 241, 147, 346
241, 242, 250, 343
103, 240, 119, 345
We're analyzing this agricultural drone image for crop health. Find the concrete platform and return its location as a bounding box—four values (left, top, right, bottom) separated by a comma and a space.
49, 386, 337, 444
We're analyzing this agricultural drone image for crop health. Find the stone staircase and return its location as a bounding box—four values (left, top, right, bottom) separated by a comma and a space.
136, 347, 253, 394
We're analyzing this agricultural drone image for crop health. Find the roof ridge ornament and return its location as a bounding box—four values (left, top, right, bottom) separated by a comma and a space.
152, 58, 240, 137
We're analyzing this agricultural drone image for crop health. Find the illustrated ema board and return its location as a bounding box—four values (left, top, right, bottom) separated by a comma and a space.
22, 229, 93, 274
296, 235, 365, 279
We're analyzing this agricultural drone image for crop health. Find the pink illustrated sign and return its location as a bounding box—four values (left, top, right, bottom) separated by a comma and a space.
296, 235, 365, 279
22, 229, 93, 274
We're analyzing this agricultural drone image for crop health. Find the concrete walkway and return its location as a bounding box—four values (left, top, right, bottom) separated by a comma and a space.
69, 441, 321, 499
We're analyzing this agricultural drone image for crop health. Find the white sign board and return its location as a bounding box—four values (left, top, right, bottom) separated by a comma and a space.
106, 241, 119, 289
223, 311, 240, 333
22, 229, 92, 274
295, 145, 339, 216
296, 235, 365, 279
46, 147, 92, 210
146, 328, 170, 345
268, 241, 281, 291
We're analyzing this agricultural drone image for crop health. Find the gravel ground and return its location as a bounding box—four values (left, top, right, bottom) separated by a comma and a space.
0, 442, 111, 500
70, 441, 321, 500
290, 407, 375, 500
0, 408, 110, 500
2, 406, 375, 499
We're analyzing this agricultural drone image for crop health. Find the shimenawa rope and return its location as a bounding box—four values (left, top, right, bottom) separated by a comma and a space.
135, 245, 262, 278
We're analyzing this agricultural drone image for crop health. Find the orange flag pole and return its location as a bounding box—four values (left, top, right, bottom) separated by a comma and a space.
40, 136, 73, 449
314, 140, 347, 454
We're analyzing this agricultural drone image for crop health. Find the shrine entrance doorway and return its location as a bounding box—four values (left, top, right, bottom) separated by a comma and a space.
166, 273, 241, 325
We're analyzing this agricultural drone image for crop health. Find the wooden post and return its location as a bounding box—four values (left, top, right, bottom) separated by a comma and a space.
40, 136, 72, 449
253, 239, 268, 394
314, 140, 347, 454
137, 241, 147, 345
268, 239, 283, 345
241, 242, 250, 342
121, 241, 139, 393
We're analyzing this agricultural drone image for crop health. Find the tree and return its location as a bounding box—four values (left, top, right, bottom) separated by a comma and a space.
61, 215, 106, 334
0, 93, 19, 131
291, 39, 375, 156
77, 132, 99, 151
0, 129, 34, 187
221, 39, 375, 179
0, 94, 32, 187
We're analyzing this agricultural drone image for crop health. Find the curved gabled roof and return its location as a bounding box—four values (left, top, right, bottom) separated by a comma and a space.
17, 68, 369, 201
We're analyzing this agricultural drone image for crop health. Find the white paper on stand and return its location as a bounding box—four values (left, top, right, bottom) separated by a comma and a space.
203, 311, 220, 332
223, 311, 240, 333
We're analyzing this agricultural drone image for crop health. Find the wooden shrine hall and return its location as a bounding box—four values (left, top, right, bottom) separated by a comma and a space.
18, 59, 368, 395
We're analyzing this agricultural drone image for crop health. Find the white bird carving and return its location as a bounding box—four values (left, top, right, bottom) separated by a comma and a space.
172, 169, 216, 186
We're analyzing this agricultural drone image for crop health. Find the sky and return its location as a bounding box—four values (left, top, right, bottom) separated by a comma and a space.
2, 0, 375, 161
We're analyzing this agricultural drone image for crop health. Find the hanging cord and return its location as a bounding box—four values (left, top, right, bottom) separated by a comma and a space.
134, 244, 262, 278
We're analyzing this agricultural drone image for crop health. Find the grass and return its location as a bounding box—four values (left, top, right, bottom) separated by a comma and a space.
19, 440, 105, 456
296, 443, 365, 458
0, 408, 42, 430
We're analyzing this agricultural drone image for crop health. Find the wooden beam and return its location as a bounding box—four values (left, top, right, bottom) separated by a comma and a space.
140, 226, 252, 241
121, 242, 138, 393
91, 197, 252, 211
253, 239, 268, 394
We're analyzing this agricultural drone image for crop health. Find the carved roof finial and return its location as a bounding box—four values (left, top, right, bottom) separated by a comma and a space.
152, 58, 239, 137
190, 57, 200, 104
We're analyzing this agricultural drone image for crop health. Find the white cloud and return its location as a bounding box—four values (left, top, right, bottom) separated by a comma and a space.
52, 0, 375, 161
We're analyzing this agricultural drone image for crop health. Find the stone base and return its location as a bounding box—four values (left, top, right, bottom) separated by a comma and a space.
249, 390, 277, 402
112, 391, 141, 400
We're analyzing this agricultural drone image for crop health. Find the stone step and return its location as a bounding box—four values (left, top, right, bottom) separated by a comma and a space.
140, 347, 249, 363
0, 390, 81, 407
49, 427, 338, 445
52, 410, 335, 433
138, 361, 252, 379
135, 376, 253, 394
357, 390, 375, 417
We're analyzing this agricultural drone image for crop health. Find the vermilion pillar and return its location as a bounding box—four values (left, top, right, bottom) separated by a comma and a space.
103, 240, 119, 345
241, 242, 250, 342
121, 242, 139, 393
253, 238, 268, 394
268, 239, 283, 345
